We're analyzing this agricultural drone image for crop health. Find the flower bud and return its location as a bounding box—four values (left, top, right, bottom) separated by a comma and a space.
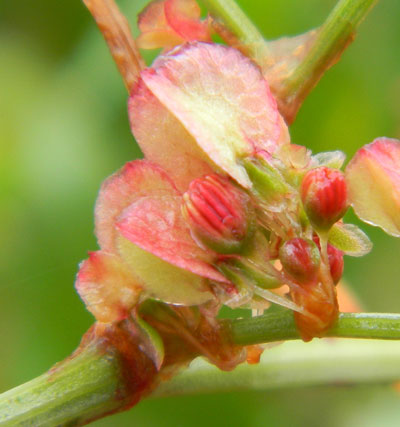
279, 238, 321, 285
301, 167, 348, 231
313, 235, 344, 284
328, 244, 344, 284
182, 174, 255, 254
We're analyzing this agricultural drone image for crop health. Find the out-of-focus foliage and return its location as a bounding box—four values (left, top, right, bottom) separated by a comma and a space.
1, 0, 400, 425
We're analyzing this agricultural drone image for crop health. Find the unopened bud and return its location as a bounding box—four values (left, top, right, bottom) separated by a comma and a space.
313, 235, 344, 284
279, 238, 321, 285
301, 167, 348, 231
243, 157, 289, 204
182, 174, 255, 254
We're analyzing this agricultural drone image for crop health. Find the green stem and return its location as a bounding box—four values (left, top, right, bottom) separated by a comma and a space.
228, 312, 400, 346
0, 342, 122, 426
203, 0, 378, 122
281, 0, 378, 117
2, 312, 400, 426
200, 0, 269, 59
155, 338, 400, 396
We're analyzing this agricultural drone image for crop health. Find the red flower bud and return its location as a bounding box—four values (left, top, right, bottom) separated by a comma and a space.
328, 244, 344, 284
182, 174, 255, 254
279, 238, 321, 285
301, 167, 348, 230
313, 235, 344, 284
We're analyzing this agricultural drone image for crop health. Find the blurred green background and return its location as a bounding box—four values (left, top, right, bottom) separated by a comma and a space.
1, 0, 400, 425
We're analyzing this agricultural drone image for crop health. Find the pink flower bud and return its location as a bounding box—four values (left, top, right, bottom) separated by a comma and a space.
301, 167, 348, 230
182, 174, 254, 254
279, 238, 321, 285
313, 235, 344, 284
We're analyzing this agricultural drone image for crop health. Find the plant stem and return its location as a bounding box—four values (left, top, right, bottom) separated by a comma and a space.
154, 338, 400, 396
200, 0, 270, 59
228, 312, 400, 346
0, 342, 122, 426
83, 0, 144, 92
0, 321, 159, 427
281, 0, 378, 120
203, 0, 378, 122
2, 312, 400, 425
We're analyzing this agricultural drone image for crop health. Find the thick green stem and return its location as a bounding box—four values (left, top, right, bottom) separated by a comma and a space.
155, 338, 400, 397
0, 322, 159, 427
0, 342, 122, 426
2, 312, 400, 426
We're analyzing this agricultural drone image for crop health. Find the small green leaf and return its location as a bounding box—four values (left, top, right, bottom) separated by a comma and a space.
134, 315, 165, 371
328, 223, 372, 257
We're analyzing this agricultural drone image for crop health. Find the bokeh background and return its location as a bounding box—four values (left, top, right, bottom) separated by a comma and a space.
1, 0, 400, 425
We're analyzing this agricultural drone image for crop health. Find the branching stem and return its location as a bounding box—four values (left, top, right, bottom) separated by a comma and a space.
203, 0, 378, 122
0, 1, 384, 426
2, 312, 400, 426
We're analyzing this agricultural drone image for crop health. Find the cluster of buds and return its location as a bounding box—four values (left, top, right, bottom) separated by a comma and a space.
76, 0, 400, 360
177, 153, 351, 340
75, 38, 377, 349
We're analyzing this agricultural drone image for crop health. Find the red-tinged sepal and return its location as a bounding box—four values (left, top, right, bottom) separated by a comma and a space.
279, 238, 321, 286
301, 166, 348, 231
75, 251, 141, 323
345, 137, 400, 237
137, 0, 211, 50
291, 282, 339, 342
182, 174, 255, 254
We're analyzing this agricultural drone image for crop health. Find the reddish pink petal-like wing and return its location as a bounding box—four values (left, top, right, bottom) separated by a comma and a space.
75, 251, 141, 323
137, 0, 185, 49
95, 160, 178, 252
139, 43, 287, 187
346, 137, 400, 237
164, 0, 210, 42
138, 0, 167, 32
116, 194, 228, 282
129, 79, 214, 191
